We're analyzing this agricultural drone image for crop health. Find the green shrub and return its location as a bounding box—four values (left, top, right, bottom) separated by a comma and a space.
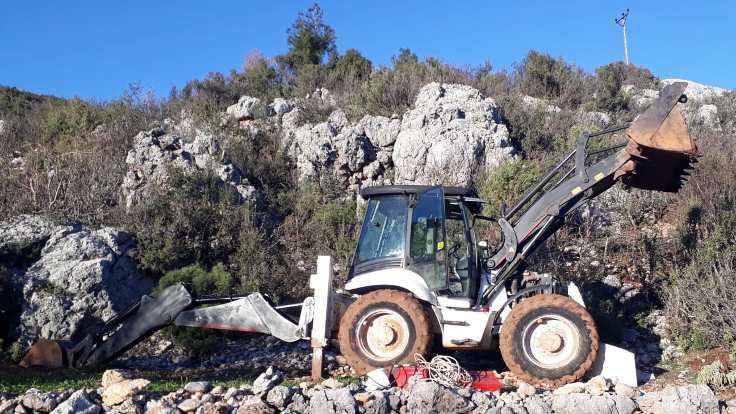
155, 264, 235, 356
665, 246, 736, 350
127, 169, 246, 275
696, 360, 736, 389
497, 94, 579, 162
235, 50, 282, 102
177, 72, 246, 127
232, 222, 272, 293
472, 63, 510, 98
476, 159, 542, 215
514, 51, 591, 109
273, 184, 359, 298
327, 49, 372, 92
276, 3, 336, 72
350, 49, 470, 119
593, 62, 658, 113
162, 326, 220, 357
156, 263, 233, 296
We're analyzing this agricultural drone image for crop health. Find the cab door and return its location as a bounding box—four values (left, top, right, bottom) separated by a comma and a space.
408, 187, 448, 291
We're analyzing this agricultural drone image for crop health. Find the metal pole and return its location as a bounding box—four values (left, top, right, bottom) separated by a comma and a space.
622, 23, 629, 65
615, 9, 630, 65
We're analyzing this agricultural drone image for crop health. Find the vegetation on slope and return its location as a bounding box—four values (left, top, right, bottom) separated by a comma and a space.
1, 3, 735, 357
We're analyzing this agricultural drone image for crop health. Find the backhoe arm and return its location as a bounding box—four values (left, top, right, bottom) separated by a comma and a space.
22, 284, 312, 368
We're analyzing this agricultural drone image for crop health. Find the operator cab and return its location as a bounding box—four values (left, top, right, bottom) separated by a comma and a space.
349, 185, 490, 302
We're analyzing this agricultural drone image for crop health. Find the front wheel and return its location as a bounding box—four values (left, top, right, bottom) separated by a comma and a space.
499, 294, 599, 386
338, 289, 432, 375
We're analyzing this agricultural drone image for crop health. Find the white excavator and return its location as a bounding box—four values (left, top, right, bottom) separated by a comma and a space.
22, 82, 698, 386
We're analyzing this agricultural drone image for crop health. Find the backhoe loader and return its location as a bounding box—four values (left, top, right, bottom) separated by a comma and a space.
21, 82, 698, 386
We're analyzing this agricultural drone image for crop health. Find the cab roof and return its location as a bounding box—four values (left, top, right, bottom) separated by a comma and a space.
360, 185, 485, 214
360, 185, 477, 199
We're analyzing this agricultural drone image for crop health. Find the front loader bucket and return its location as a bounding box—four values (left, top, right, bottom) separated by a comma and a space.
618, 81, 699, 192
617, 82, 698, 192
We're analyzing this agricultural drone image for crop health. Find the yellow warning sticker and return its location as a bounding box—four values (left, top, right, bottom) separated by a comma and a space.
571, 186, 583, 195
437, 241, 445, 250
594, 172, 605, 181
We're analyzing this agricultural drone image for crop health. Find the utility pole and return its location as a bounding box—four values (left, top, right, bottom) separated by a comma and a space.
615, 9, 630, 65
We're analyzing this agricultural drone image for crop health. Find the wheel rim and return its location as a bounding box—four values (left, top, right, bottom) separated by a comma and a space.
521, 313, 581, 369
355, 309, 410, 362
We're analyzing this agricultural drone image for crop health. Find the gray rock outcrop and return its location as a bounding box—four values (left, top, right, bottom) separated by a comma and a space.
406, 381, 475, 413
0, 215, 59, 260
636, 384, 720, 414
281, 106, 393, 194
13, 219, 154, 344
392, 82, 514, 185
551, 393, 636, 414
226, 96, 262, 121
661, 79, 727, 102
121, 124, 256, 210
277, 83, 516, 196
50, 390, 100, 414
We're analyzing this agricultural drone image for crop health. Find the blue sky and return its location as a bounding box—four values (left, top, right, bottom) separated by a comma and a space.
1, 1, 732, 101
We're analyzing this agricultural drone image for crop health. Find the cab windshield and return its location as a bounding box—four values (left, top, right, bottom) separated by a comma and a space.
355, 195, 408, 264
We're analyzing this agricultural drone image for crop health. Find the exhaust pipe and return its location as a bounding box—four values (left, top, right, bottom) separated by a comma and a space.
617, 81, 699, 192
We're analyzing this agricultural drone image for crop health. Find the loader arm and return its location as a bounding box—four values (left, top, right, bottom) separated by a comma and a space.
479, 82, 698, 306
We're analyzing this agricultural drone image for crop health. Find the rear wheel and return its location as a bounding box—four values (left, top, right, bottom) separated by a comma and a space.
338, 289, 432, 375
499, 294, 599, 386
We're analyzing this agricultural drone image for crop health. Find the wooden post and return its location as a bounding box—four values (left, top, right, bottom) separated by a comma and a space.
309, 256, 333, 381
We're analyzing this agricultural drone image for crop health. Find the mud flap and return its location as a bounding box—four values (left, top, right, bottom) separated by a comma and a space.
174, 293, 306, 342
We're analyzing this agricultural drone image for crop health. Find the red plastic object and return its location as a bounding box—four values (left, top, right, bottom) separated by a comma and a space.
393, 366, 429, 388
392, 366, 501, 392
469, 370, 502, 392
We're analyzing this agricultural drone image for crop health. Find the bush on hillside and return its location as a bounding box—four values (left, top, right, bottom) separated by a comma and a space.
594, 62, 658, 113
126, 169, 246, 275
476, 160, 541, 217
514, 51, 591, 109
472, 62, 511, 98
156, 263, 233, 296
349, 49, 469, 119
276, 3, 336, 72
497, 94, 579, 162
234, 50, 282, 102
273, 184, 359, 297
666, 248, 736, 350
0, 84, 163, 225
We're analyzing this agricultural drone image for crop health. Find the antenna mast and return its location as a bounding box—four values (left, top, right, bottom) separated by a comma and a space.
615, 9, 630, 64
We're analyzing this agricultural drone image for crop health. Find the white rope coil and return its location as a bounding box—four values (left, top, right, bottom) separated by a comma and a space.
414, 353, 472, 388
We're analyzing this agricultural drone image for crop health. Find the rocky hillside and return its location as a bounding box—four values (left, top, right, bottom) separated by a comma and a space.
2, 4, 736, 413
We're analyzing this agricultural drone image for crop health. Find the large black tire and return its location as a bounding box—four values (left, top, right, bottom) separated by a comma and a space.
338, 289, 432, 375
499, 294, 599, 386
